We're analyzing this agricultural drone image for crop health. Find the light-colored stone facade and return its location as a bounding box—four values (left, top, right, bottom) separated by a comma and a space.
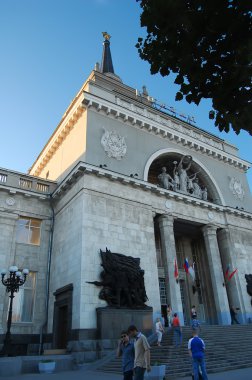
1, 63, 252, 351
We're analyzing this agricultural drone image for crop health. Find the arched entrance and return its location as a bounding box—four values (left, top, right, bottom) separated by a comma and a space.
149, 151, 230, 324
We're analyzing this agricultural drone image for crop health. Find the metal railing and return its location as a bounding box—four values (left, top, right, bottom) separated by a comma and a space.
0, 169, 56, 194
19, 178, 32, 189
0, 173, 7, 183
36, 183, 49, 193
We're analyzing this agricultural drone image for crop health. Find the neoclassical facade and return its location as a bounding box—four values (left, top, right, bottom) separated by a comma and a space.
0, 36, 252, 352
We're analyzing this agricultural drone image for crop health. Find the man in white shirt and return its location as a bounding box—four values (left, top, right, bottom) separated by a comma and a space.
188, 329, 208, 380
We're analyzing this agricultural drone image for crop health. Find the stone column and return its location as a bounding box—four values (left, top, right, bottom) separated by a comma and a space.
158, 214, 184, 325
202, 225, 231, 325
217, 228, 246, 323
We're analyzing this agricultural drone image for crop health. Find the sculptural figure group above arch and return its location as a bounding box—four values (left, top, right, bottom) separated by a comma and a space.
144, 150, 229, 204
157, 155, 208, 200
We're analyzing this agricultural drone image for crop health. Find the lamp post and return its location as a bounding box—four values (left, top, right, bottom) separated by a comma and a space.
0, 266, 29, 356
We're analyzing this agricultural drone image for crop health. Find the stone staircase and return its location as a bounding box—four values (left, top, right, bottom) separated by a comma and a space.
98, 325, 252, 378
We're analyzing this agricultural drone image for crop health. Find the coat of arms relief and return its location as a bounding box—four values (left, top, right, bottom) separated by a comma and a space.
229, 177, 245, 200
101, 129, 127, 160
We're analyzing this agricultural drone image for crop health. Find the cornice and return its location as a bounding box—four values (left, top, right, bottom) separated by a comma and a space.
82, 92, 250, 172
31, 102, 85, 177
52, 161, 252, 221
0, 184, 49, 200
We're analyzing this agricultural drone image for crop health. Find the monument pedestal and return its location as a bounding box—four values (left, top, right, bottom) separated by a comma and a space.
96, 307, 153, 339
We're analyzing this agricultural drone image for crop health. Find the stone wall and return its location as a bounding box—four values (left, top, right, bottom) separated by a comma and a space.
0, 190, 51, 339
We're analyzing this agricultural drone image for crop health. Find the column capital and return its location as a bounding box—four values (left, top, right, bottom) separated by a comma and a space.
217, 227, 230, 239
201, 224, 218, 236
158, 213, 174, 228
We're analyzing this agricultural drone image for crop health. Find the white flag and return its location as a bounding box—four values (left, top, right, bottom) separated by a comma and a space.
188, 266, 195, 281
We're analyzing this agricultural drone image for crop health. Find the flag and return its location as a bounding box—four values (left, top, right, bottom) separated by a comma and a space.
184, 258, 189, 274
188, 266, 195, 281
225, 264, 230, 278
174, 258, 179, 280
228, 268, 237, 281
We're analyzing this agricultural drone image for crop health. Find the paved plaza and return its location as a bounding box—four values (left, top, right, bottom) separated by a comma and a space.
6, 367, 252, 380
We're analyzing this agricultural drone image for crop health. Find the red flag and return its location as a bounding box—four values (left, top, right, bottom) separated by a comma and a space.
225, 264, 230, 278
228, 268, 237, 281
174, 258, 179, 280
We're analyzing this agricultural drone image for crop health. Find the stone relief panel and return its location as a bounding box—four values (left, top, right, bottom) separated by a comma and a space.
229, 177, 245, 200
101, 129, 127, 160
157, 155, 208, 201
5, 197, 16, 206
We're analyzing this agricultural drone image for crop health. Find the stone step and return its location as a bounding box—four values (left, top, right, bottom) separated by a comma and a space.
98, 325, 252, 378
43, 349, 67, 355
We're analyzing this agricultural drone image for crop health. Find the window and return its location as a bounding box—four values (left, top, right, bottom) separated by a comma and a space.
16, 217, 41, 245
158, 278, 167, 305
12, 272, 36, 323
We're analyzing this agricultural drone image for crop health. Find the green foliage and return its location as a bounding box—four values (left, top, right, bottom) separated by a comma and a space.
137, 0, 252, 135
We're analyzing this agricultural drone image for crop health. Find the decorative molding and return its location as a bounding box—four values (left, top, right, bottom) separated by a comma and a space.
165, 200, 173, 210
51, 161, 252, 221
31, 103, 85, 176
208, 211, 215, 221
101, 129, 127, 160
82, 92, 250, 172
0, 184, 51, 200
5, 197, 15, 206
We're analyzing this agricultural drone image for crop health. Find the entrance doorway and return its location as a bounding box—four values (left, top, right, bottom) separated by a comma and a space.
154, 216, 218, 325
53, 284, 73, 349
174, 220, 216, 324
57, 305, 68, 348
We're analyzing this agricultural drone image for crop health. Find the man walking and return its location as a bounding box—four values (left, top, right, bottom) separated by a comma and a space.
172, 313, 182, 347
188, 328, 208, 380
127, 325, 151, 380
117, 330, 134, 380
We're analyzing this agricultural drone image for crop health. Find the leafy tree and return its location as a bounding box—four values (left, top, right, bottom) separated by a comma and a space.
136, 0, 252, 135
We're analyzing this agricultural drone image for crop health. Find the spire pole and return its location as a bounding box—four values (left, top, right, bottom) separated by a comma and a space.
101, 32, 115, 74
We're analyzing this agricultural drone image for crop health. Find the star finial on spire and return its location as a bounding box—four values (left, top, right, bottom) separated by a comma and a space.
102, 32, 111, 41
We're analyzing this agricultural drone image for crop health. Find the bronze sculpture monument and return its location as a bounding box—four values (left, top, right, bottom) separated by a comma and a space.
87, 248, 149, 309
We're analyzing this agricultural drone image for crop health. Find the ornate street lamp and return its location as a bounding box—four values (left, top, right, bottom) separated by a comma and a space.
0, 266, 29, 356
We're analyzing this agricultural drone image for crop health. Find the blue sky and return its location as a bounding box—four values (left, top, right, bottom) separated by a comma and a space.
0, 0, 251, 191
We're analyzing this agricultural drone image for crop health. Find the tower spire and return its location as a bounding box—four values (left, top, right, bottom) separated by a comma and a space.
101, 32, 114, 74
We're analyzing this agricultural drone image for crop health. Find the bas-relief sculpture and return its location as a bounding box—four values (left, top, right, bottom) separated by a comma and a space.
87, 248, 149, 309
158, 155, 208, 200
229, 177, 245, 200
101, 129, 127, 160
